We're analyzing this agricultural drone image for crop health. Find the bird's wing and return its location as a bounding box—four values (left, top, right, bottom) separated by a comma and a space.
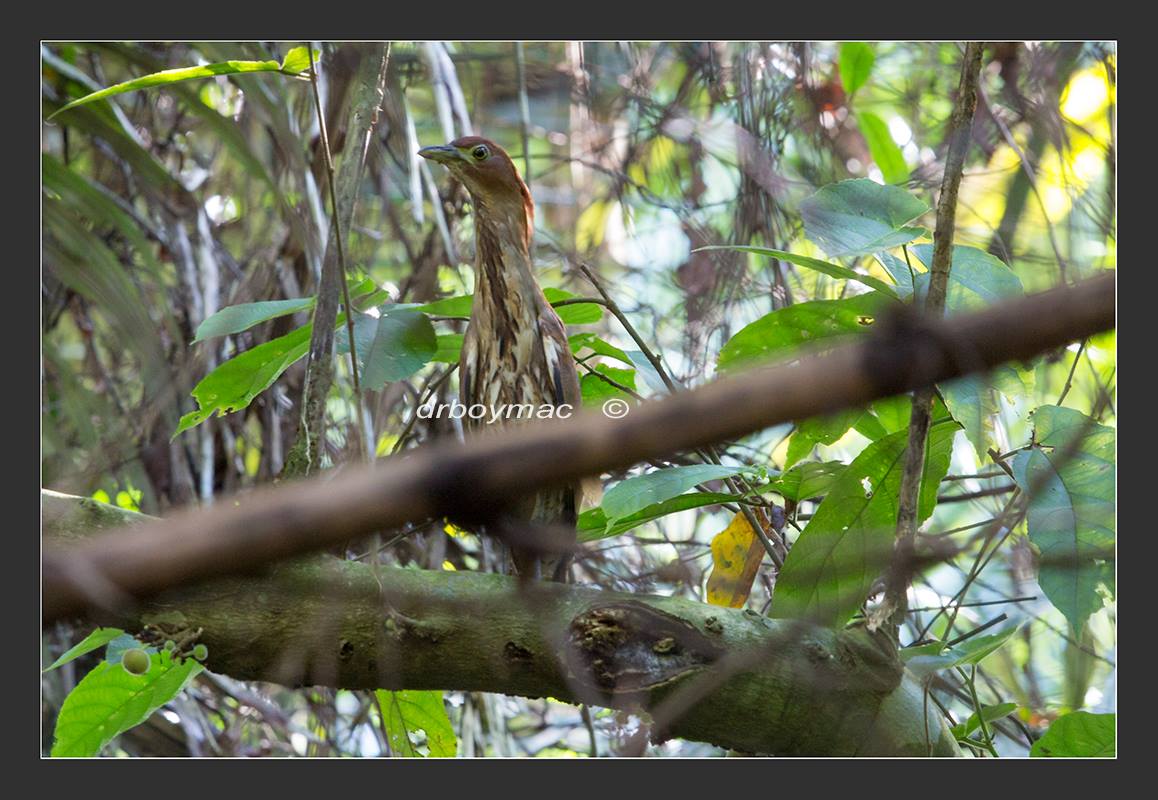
537, 308, 580, 409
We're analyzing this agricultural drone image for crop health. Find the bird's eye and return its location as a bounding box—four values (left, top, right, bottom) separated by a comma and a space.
471, 145, 489, 161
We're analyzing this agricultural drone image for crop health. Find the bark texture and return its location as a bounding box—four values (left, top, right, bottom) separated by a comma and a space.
43, 490, 960, 756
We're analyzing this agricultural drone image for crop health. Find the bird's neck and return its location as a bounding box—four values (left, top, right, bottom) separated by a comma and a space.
472, 206, 544, 319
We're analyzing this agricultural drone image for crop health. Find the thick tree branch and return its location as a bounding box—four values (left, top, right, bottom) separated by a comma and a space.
43, 491, 960, 757
43, 274, 1114, 623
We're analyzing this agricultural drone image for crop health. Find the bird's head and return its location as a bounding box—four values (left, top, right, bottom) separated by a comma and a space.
418, 136, 534, 248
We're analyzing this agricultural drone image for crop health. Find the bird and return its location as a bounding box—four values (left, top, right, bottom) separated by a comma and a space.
418, 136, 581, 581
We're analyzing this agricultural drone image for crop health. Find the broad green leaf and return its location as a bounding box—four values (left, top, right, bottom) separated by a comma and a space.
577, 492, 737, 542
336, 307, 437, 390
771, 461, 846, 502
175, 323, 313, 437
544, 288, 603, 324
43, 628, 125, 673
280, 45, 314, 75
800, 179, 929, 258
51, 651, 204, 757
1012, 406, 1115, 632
858, 111, 910, 185
939, 366, 1029, 460
48, 57, 302, 120
839, 42, 875, 95
695, 246, 897, 296
950, 703, 1018, 740
771, 419, 957, 628
580, 365, 637, 405
1031, 712, 1115, 758
718, 293, 885, 372
707, 512, 767, 608
785, 408, 864, 469
193, 298, 315, 343
432, 333, 464, 363
602, 465, 753, 522
911, 244, 1023, 314
375, 690, 456, 758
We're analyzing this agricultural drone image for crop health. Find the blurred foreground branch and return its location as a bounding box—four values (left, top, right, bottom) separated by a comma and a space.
44, 273, 1114, 622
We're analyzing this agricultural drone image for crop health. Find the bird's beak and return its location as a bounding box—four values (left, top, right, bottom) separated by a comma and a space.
417, 144, 462, 164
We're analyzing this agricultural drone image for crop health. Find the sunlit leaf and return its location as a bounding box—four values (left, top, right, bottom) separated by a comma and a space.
51, 651, 204, 757
43, 628, 125, 673
1031, 712, 1114, 757
707, 512, 768, 608
193, 298, 315, 343
858, 111, 909, 184
717, 293, 886, 372
839, 42, 875, 95
375, 690, 456, 758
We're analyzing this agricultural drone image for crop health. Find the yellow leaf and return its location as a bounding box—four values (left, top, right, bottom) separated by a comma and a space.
706, 512, 768, 608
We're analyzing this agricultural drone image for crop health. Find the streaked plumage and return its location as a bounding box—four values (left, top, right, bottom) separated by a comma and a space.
419, 136, 580, 579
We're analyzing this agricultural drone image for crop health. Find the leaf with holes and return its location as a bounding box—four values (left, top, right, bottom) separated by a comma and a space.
375, 690, 456, 758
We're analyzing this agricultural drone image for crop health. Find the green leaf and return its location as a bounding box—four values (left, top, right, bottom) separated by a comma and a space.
772, 420, 957, 628
695, 246, 897, 296
174, 323, 313, 437
950, 703, 1018, 739
544, 288, 603, 325
578, 492, 738, 542
43, 628, 125, 673
1031, 712, 1115, 757
193, 298, 315, 343
375, 690, 456, 758
857, 111, 910, 185
911, 244, 1023, 314
48, 58, 294, 120
337, 307, 438, 390
580, 365, 637, 405
280, 45, 314, 75
602, 465, 753, 522
784, 408, 864, 469
800, 179, 929, 258
771, 461, 846, 502
717, 293, 886, 372
839, 42, 875, 95
901, 627, 1019, 678
415, 295, 474, 318
415, 288, 602, 325
1012, 406, 1115, 632
51, 651, 204, 757
939, 366, 1029, 460
432, 333, 464, 363
569, 333, 634, 365
875, 251, 915, 298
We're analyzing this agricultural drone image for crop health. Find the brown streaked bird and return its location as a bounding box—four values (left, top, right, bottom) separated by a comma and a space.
419, 136, 581, 580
